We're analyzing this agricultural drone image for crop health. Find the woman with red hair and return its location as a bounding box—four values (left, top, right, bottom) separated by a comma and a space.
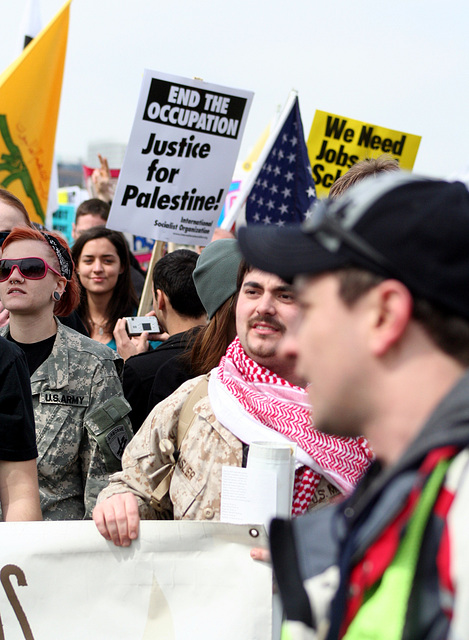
0, 188, 88, 334
0, 226, 133, 520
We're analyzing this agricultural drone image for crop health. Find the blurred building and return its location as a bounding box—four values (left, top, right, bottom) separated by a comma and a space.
86, 142, 127, 169
57, 141, 126, 189
58, 162, 83, 188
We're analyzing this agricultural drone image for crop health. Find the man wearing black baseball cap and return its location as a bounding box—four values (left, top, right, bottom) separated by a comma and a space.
238, 172, 469, 640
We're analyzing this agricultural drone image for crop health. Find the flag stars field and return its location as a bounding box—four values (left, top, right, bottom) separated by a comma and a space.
245, 96, 317, 227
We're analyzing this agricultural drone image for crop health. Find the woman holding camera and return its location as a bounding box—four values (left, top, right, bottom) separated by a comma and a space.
0, 226, 133, 519
71, 226, 138, 350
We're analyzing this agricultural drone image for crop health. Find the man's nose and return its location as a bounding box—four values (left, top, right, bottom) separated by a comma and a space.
256, 293, 276, 315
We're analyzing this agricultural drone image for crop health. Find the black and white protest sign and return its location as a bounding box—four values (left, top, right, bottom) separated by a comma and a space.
108, 70, 253, 245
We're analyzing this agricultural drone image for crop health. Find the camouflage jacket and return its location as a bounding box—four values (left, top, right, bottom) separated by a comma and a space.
98, 375, 339, 521
1, 320, 133, 520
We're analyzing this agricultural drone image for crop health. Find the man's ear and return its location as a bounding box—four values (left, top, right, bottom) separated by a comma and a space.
156, 289, 166, 311
369, 279, 413, 356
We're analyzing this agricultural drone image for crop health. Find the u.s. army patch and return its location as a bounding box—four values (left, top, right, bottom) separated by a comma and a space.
105, 425, 130, 461
40, 392, 89, 407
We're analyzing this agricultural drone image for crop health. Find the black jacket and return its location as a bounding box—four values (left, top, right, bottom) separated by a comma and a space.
123, 328, 199, 433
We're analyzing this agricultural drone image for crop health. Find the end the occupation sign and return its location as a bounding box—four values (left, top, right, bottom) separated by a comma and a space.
108, 70, 253, 245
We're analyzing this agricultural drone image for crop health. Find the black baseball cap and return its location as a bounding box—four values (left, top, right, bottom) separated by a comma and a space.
238, 172, 469, 321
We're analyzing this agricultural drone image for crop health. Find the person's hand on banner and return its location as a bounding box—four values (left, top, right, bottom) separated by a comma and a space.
250, 548, 271, 563
93, 492, 140, 546
113, 318, 149, 361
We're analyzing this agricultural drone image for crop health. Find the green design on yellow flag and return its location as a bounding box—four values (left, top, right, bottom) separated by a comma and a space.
0, 1, 71, 224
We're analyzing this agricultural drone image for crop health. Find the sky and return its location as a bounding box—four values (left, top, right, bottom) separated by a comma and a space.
0, 0, 468, 178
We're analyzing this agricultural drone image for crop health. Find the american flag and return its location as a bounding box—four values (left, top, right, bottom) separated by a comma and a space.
245, 97, 316, 227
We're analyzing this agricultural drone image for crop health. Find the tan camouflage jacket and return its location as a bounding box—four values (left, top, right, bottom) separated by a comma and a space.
98, 375, 341, 520
1, 320, 133, 520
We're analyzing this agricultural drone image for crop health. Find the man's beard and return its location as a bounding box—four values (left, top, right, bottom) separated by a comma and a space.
245, 314, 285, 359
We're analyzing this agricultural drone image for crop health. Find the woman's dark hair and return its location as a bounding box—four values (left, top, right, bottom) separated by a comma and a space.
189, 258, 252, 375
2, 226, 80, 316
188, 294, 237, 375
236, 258, 252, 292
71, 226, 138, 335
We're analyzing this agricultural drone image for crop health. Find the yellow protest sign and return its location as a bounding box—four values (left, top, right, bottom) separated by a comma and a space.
307, 110, 421, 198
0, 1, 71, 224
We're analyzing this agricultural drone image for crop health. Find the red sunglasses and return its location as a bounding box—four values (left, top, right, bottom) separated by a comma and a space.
0, 257, 62, 282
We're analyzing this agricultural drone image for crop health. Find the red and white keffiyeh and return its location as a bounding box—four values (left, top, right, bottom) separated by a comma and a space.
209, 337, 374, 516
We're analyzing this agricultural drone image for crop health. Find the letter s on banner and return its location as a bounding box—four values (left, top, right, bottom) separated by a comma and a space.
147, 102, 161, 120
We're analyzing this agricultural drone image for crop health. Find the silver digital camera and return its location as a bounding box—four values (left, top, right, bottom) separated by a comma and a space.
125, 316, 160, 336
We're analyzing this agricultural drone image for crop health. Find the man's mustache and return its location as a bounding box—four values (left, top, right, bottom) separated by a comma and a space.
248, 315, 285, 333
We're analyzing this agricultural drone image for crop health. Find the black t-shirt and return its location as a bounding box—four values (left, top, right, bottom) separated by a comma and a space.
8, 334, 56, 376
0, 336, 38, 460
123, 328, 199, 433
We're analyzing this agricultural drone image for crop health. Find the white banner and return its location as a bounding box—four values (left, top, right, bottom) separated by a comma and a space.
0, 521, 274, 639
107, 70, 253, 246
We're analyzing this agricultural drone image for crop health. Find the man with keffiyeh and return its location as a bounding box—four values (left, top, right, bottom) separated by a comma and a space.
93, 261, 372, 547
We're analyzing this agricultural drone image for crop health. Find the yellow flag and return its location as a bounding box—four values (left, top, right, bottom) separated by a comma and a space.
0, 1, 71, 224
240, 120, 271, 173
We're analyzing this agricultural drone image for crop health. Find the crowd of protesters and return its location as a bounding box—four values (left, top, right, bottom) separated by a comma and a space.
2, 153, 469, 638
